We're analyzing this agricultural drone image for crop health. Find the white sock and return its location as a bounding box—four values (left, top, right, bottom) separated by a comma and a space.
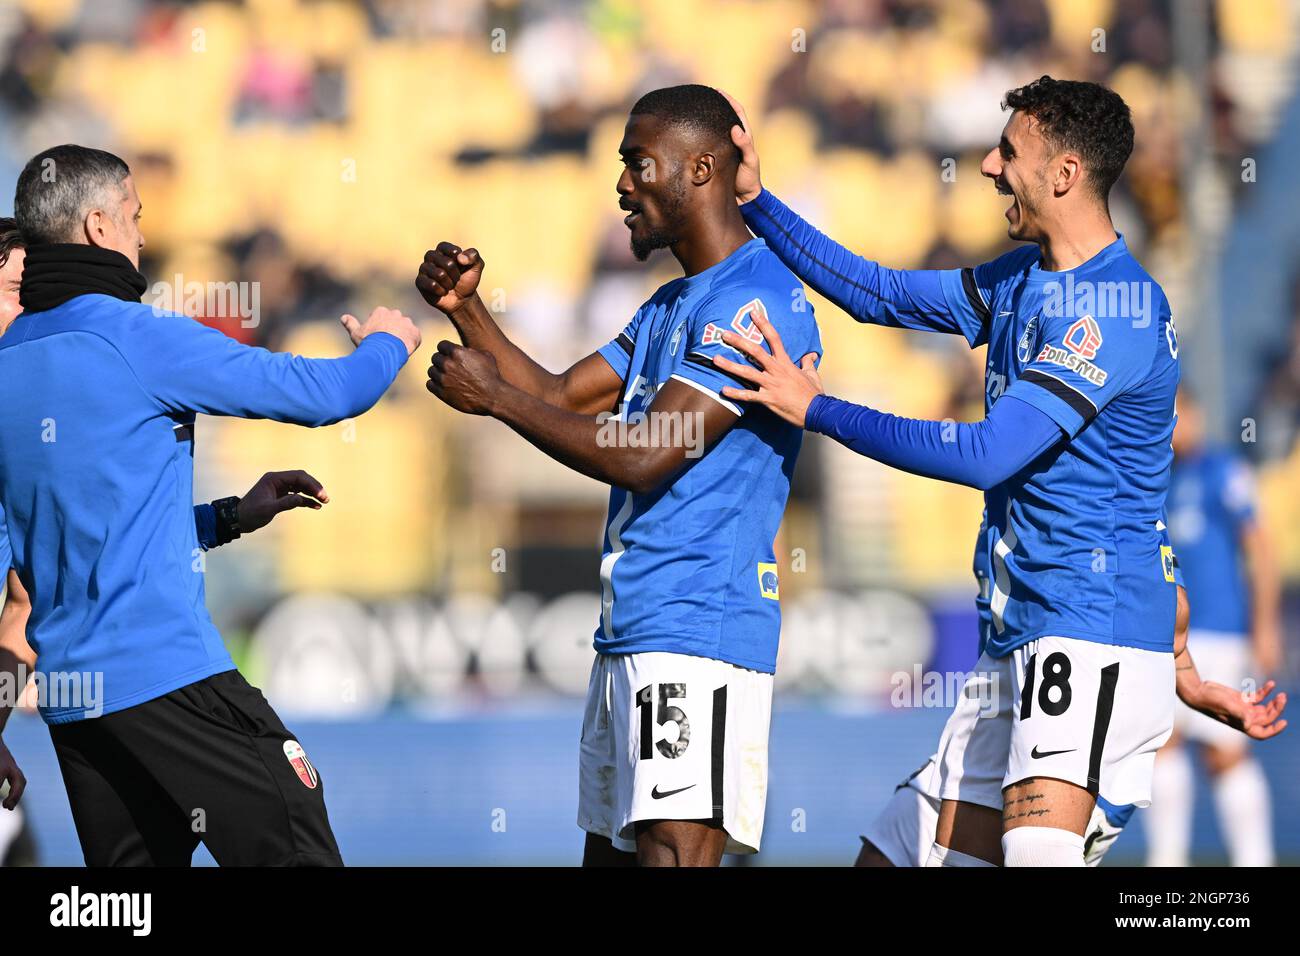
1002, 826, 1085, 866
1212, 758, 1274, 867
1146, 746, 1193, 867
925, 843, 996, 867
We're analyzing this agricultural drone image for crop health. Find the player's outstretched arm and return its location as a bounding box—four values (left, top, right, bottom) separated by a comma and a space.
710, 309, 1060, 489
721, 92, 985, 342
128, 305, 419, 427
427, 341, 736, 494
417, 244, 623, 415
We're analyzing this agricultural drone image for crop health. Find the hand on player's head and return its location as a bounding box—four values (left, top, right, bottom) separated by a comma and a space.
417, 242, 485, 317
718, 89, 761, 204
340, 306, 421, 357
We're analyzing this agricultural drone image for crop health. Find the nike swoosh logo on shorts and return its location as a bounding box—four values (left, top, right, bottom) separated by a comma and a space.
650, 784, 696, 799
1030, 746, 1077, 759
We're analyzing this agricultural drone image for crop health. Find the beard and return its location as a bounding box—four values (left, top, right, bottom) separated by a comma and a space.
630, 176, 688, 261
1008, 175, 1048, 240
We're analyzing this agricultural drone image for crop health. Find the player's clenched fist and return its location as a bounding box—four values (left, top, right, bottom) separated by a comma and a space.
340, 305, 422, 357
417, 243, 485, 317
426, 339, 502, 415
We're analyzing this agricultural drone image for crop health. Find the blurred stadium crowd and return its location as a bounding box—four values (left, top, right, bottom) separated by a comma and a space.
0, 0, 1297, 705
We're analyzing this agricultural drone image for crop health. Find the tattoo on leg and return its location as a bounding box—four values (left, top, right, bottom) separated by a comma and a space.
1003, 790, 1051, 822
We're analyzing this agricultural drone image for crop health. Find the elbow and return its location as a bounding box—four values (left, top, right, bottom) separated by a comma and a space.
315, 391, 378, 427
616, 454, 677, 497
618, 470, 661, 497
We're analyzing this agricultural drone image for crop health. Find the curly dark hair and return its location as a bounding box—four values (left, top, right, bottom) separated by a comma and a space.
630, 84, 744, 166
1003, 75, 1134, 202
0, 216, 22, 268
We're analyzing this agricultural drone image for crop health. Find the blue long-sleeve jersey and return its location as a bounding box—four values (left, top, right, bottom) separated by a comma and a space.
2, 501, 225, 578
0, 294, 407, 722
745, 189, 1180, 657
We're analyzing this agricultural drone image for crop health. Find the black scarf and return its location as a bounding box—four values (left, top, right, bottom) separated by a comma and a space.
19, 244, 148, 314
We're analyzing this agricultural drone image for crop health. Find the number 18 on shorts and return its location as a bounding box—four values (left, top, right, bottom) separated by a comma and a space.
937, 635, 1175, 810
577, 651, 773, 854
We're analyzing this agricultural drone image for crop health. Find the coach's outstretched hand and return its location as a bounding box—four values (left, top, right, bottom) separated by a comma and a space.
720, 90, 762, 204
0, 738, 25, 810
236, 470, 330, 534
426, 340, 502, 415
417, 243, 486, 318
340, 306, 422, 357
711, 307, 823, 426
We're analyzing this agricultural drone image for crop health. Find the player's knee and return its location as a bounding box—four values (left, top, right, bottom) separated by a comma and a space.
1001, 826, 1085, 867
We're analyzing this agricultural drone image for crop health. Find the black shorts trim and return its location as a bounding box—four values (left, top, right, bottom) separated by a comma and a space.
1086, 662, 1121, 795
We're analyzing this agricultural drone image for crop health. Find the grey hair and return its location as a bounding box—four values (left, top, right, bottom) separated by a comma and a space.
14, 145, 131, 246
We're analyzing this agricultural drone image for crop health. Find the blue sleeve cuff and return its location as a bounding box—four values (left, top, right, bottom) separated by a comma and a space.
194, 503, 218, 551
361, 330, 410, 367
805, 392, 838, 431
740, 188, 784, 229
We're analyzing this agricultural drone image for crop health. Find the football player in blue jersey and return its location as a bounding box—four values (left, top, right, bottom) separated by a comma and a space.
718, 76, 1183, 866
1147, 388, 1284, 866
418, 85, 821, 867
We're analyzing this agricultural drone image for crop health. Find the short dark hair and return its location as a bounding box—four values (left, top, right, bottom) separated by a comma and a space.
0, 217, 22, 268
630, 84, 743, 164
1003, 75, 1134, 201
14, 144, 132, 246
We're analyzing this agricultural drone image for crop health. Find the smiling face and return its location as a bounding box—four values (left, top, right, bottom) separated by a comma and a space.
981, 110, 1055, 242
617, 113, 691, 261
0, 245, 24, 335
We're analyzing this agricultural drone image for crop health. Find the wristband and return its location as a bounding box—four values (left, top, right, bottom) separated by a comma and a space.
212, 496, 243, 546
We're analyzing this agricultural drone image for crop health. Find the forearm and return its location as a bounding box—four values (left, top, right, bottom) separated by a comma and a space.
1174, 642, 1201, 707
0, 647, 25, 734
741, 189, 964, 333
449, 298, 566, 403
488, 385, 668, 494
1245, 528, 1282, 639
269, 333, 409, 425
0, 580, 33, 734
804, 394, 1061, 490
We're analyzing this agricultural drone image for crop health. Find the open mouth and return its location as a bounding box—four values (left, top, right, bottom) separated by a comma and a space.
620, 202, 642, 227
996, 183, 1018, 220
